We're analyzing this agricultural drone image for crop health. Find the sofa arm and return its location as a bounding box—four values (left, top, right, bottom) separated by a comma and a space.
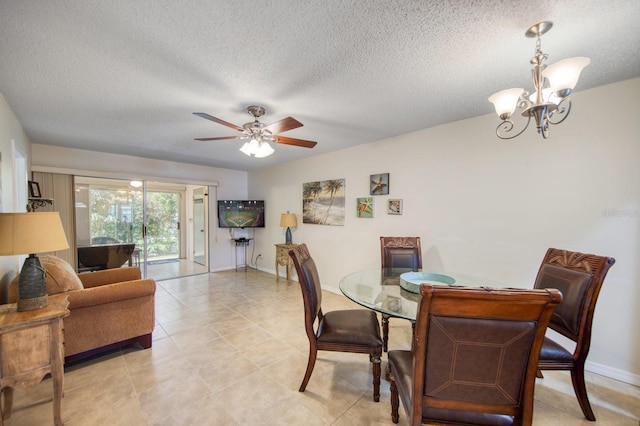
67, 278, 156, 309
78, 267, 142, 288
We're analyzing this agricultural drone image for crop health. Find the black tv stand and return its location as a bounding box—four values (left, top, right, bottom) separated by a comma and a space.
233, 238, 252, 271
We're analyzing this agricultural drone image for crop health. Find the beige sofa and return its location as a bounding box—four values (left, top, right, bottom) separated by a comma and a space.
9, 255, 155, 363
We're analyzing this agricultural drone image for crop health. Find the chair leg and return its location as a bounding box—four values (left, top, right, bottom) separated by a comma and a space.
571, 368, 596, 421
410, 320, 416, 351
382, 314, 390, 352
371, 353, 381, 402
1, 387, 14, 421
299, 348, 317, 392
390, 376, 399, 423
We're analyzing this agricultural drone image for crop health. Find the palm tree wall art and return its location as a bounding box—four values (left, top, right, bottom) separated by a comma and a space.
302, 179, 345, 225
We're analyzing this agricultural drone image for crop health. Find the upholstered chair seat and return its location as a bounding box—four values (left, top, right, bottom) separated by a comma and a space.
317, 310, 382, 346
539, 338, 576, 362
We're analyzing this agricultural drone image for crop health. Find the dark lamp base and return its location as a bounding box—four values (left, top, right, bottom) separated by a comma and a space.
17, 295, 48, 311
17, 255, 48, 312
285, 227, 292, 244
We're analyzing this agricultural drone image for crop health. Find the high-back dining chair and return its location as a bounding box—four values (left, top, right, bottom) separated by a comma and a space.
533, 248, 615, 421
289, 244, 383, 401
379, 236, 422, 352
380, 236, 422, 274
389, 284, 562, 426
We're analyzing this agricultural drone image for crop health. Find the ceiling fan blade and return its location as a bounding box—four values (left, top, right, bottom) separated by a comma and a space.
264, 117, 303, 134
194, 136, 244, 141
193, 112, 244, 131
275, 136, 317, 148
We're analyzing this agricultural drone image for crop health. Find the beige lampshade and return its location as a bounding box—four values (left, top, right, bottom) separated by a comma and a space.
0, 212, 69, 255
488, 88, 524, 117
280, 213, 297, 228
542, 57, 590, 93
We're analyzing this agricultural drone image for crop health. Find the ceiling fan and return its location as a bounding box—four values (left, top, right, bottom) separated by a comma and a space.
193, 106, 317, 158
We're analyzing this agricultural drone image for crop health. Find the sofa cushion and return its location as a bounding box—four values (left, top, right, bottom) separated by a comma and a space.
41, 255, 84, 294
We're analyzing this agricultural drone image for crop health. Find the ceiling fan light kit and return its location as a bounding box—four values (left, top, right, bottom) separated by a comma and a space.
194, 106, 317, 158
239, 138, 275, 158
488, 21, 590, 139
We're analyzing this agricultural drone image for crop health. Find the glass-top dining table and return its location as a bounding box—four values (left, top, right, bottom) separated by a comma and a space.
339, 268, 506, 321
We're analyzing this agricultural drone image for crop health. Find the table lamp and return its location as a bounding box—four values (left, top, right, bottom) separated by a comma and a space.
279, 212, 297, 244
0, 212, 69, 311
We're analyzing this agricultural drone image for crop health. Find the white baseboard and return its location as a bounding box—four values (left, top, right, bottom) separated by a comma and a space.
586, 361, 640, 386
325, 286, 341, 295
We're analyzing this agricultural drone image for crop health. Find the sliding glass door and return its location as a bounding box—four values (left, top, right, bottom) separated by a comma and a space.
144, 186, 180, 264
74, 176, 208, 280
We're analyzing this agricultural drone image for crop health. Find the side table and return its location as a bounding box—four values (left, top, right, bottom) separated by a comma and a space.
0, 294, 70, 426
275, 243, 300, 282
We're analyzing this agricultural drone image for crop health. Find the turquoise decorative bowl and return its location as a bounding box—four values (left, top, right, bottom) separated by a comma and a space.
400, 272, 456, 294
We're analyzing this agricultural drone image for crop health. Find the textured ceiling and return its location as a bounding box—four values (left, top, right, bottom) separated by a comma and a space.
1, 1, 639, 171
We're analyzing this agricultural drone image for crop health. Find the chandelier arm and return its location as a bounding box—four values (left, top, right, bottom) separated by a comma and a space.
496, 96, 532, 140
547, 97, 572, 125
540, 117, 550, 139
496, 114, 531, 140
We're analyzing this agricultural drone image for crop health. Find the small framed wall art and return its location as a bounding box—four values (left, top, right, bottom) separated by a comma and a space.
388, 199, 403, 215
28, 181, 41, 198
356, 197, 374, 218
370, 173, 389, 195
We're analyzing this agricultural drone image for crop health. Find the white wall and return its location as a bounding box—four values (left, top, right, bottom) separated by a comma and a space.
31, 144, 249, 271
248, 78, 640, 385
0, 92, 31, 294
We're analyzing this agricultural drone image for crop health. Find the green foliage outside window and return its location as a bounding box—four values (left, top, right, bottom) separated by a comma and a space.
89, 189, 179, 259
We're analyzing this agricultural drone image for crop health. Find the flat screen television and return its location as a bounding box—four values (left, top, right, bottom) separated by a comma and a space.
217, 200, 265, 228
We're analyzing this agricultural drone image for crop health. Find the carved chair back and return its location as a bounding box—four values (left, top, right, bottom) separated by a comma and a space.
404, 284, 561, 425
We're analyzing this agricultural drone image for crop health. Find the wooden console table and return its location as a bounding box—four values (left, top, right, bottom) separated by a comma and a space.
0, 294, 70, 426
275, 243, 300, 282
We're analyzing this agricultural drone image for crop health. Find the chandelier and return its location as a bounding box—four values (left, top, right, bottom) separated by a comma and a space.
488, 21, 590, 139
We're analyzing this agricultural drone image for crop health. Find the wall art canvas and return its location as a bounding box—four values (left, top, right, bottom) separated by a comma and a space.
388, 199, 403, 215
370, 173, 389, 195
356, 197, 374, 218
303, 178, 345, 225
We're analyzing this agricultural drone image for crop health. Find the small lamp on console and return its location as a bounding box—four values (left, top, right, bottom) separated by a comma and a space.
0, 212, 69, 311
279, 212, 297, 245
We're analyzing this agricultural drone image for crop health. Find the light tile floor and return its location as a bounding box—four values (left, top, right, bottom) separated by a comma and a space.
6, 270, 640, 425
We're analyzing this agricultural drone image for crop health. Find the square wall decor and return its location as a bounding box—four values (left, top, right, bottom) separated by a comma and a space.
356, 197, 374, 218
388, 199, 403, 215
370, 173, 389, 195
302, 178, 345, 225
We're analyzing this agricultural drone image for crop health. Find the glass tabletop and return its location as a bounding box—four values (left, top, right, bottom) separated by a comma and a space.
339, 268, 505, 320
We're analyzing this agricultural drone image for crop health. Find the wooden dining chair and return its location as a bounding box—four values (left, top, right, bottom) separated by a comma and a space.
379, 236, 422, 352
289, 244, 383, 401
533, 248, 615, 421
389, 284, 562, 426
